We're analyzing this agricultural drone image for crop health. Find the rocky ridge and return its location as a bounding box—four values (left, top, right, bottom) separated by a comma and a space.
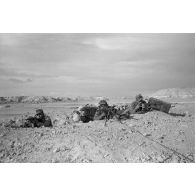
151, 88, 195, 99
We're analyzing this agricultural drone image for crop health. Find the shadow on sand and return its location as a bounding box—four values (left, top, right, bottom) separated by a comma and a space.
169, 113, 186, 117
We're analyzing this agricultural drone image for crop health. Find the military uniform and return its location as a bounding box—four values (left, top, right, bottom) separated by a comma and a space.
79, 105, 97, 123
130, 99, 147, 114
24, 109, 52, 128
93, 100, 110, 120
119, 94, 149, 117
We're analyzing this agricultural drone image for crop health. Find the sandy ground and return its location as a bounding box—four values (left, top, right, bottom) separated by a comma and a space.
0, 102, 195, 163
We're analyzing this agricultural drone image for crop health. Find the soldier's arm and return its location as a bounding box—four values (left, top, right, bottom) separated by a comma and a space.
120, 107, 132, 115
26, 116, 35, 123
133, 101, 143, 112
94, 111, 106, 120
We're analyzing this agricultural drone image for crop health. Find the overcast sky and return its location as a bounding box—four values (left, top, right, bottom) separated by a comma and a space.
0, 33, 195, 97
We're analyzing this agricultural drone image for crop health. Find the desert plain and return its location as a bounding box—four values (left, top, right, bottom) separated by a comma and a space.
0, 97, 195, 163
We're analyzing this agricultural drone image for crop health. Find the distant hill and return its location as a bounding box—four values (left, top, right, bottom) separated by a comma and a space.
0, 96, 105, 104
151, 88, 195, 99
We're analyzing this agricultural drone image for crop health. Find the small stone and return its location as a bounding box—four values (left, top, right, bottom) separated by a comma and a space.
53, 147, 60, 153
145, 155, 152, 161
159, 135, 165, 140
82, 159, 90, 163
45, 146, 51, 151
10, 141, 15, 148
171, 156, 179, 163
128, 124, 134, 127
104, 154, 110, 158
156, 156, 164, 162
0, 152, 5, 159
143, 133, 152, 137
51, 159, 59, 163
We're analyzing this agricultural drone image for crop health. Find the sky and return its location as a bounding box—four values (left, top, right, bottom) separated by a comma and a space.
0, 33, 195, 97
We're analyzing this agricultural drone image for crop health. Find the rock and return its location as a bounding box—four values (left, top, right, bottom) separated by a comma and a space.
171, 156, 179, 163
45, 146, 52, 151
185, 111, 191, 117
51, 159, 59, 163
10, 141, 15, 148
156, 156, 164, 162
0, 152, 5, 159
159, 135, 165, 139
128, 124, 135, 128
53, 147, 60, 153
81, 159, 91, 163
144, 133, 152, 137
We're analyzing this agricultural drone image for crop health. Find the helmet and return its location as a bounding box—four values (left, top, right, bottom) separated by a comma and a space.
98, 100, 108, 106
36, 109, 44, 115
135, 94, 143, 101
35, 109, 45, 120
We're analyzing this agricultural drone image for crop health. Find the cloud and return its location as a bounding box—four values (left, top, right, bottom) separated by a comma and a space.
0, 34, 28, 46
55, 75, 104, 85
83, 36, 130, 50
0, 67, 55, 79
8, 78, 33, 84
82, 34, 166, 51
0, 34, 195, 96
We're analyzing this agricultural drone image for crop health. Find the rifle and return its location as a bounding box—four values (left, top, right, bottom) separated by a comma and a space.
26, 116, 36, 123
25, 116, 37, 127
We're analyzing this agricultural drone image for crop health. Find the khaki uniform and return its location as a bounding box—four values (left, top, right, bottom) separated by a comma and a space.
93, 105, 109, 120
119, 95, 149, 117
24, 109, 52, 127
79, 106, 97, 123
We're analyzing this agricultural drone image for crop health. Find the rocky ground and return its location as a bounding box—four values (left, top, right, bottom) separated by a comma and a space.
0, 103, 195, 163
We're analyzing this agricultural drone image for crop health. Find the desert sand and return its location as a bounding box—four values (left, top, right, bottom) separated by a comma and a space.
0, 100, 195, 163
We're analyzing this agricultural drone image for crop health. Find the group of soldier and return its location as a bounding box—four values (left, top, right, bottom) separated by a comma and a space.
20, 94, 163, 128
73, 94, 151, 123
